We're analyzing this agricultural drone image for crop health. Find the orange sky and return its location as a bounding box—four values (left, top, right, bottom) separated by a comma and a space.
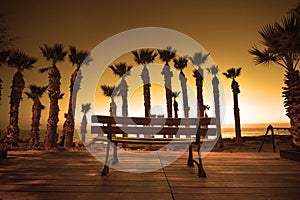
0, 0, 298, 130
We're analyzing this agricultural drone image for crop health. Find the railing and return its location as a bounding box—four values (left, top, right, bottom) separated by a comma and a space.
258, 125, 291, 153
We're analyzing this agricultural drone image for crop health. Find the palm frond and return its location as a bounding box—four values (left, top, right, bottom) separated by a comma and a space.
81, 103, 91, 113
173, 56, 188, 71
172, 91, 181, 98
101, 85, 117, 97
39, 67, 49, 73
69, 45, 91, 67
189, 52, 210, 66
158, 46, 177, 64
206, 65, 219, 75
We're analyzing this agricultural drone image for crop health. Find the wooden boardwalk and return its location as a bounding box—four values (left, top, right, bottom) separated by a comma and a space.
0, 150, 300, 200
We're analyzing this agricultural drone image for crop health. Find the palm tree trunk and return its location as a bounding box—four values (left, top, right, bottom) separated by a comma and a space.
120, 78, 128, 117
110, 100, 117, 117
30, 99, 42, 148
141, 65, 151, 118
44, 65, 61, 149
179, 71, 189, 118
212, 77, 224, 148
232, 80, 242, 145
4, 70, 25, 146
63, 69, 78, 148
162, 64, 173, 118
174, 100, 178, 118
80, 114, 87, 143
195, 68, 205, 118
283, 69, 300, 149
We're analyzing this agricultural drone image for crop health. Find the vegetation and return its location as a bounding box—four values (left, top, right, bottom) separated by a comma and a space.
173, 56, 189, 118
4, 50, 36, 146
132, 49, 157, 117
40, 44, 67, 149
80, 103, 91, 143
158, 46, 176, 118
25, 85, 47, 148
101, 85, 117, 116
109, 62, 132, 117
207, 65, 224, 148
62, 46, 90, 149
223, 67, 243, 145
189, 52, 210, 118
249, 5, 300, 149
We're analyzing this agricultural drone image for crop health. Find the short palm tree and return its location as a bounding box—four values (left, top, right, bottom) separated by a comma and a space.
62, 46, 90, 149
173, 56, 189, 118
4, 50, 36, 146
101, 85, 117, 116
207, 65, 224, 148
172, 91, 180, 118
158, 46, 176, 118
189, 52, 210, 118
132, 49, 157, 117
80, 103, 91, 143
40, 44, 67, 149
223, 67, 243, 145
109, 62, 132, 117
249, 12, 300, 149
25, 85, 47, 148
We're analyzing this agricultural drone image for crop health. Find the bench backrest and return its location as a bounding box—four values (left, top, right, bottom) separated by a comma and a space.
91, 115, 217, 138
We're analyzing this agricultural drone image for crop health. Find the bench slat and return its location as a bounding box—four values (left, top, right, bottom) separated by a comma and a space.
91, 126, 217, 137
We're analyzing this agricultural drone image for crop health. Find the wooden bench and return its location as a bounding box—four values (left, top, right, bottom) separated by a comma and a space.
89, 115, 217, 177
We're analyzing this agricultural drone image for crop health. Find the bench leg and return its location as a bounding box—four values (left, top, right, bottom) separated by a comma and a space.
101, 141, 111, 176
112, 142, 119, 165
196, 157, 207, 177
187, 145, 194, 167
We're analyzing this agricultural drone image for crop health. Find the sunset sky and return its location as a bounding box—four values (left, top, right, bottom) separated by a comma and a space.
0, 0, 298, 130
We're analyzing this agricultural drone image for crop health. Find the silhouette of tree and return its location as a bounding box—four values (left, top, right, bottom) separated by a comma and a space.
101, 85, 117, 117
223, 67, 243, 145
158, 46, 176, 118
25, 85, 47, 148
80, 103, 91, 143
189, 52, 210, 118
207, 65, 224, 148
173, 56, 189, 118
172, 91, 180, 118
132, 49, 157, 117
62, 46, 91, 149
40, 44, 67, 149
249, 8, 300, 149
4, 50, 36, 146
109, 62, 132, 117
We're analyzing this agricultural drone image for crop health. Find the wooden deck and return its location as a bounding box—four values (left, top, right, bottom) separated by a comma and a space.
0, 150, 300, 200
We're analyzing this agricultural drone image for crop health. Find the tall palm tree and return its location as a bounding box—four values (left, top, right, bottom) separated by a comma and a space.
40, 44, 67, 149
101, 85, 117, 116
3, 50, 36, 146
173, 56, 189, 118
172, 91, 180, 118
189, 52, 210, 118
25, 85, 47, 148
207, 65, 224, 148
132, 49, 157, 117
109, 62, 132, 117
158, 46, 176, 118
249, 12, 300, 149
80, 103, 91, 143
62, 46, 90, 149
223, 67, 243, 145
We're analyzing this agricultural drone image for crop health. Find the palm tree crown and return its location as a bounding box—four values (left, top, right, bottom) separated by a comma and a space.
132, 49, 157, 65
40, 43, 67, 66
109, 62, 132, 78
173, 56, 188, 73
207, 65, 219, 76
81, 103, 91, 115
25, 85, 48, 100
158, 46, 176, 65
222, 67, 242, 80
8, 50, 36, 71
69, 46, 90, 69
101, 85, 117, 98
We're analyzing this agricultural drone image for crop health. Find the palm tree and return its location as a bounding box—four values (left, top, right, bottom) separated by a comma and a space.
80, 103, 91, 143
132, 49, 157, 117
109, 62, 132, 117
25, 85, 47, 148
40, 44, 67, 149
223, 67, 243, 145
3, 50, 36, 146
158, 46, 176, 118
172, 91, 180, 118
249, 12, 300, 149
62, 46, 90, 149
189, 52, 210, 118
207, 65, 224, 148
101, 85, 117, 116
173, 56, 189, 118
